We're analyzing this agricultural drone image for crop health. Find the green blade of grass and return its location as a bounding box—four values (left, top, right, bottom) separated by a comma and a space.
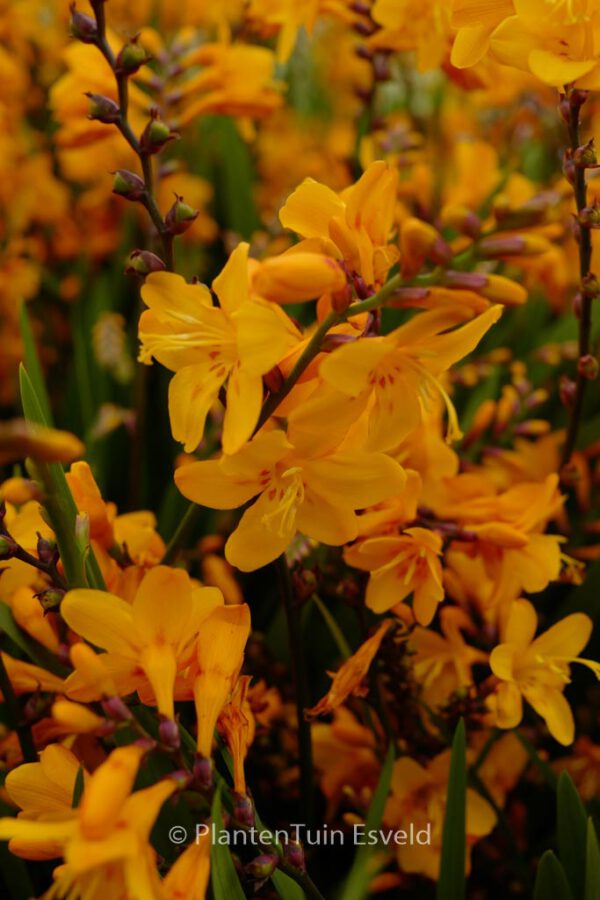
436, 719, 467, 900
557, 772, 588, 900
585, 818, 600, 900
210, 787, 246, 900
339, 742, 395, 900
533, 851, 573, 900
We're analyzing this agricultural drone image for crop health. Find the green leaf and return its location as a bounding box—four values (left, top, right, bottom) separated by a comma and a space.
19, 365, 105, 591
533, 851, 573, 900
71, 766, 85, 808
557, 772, 588, 899
0, 604, 68, 676
339, 742, 395, 900
586, 818, 600, 900
514, 730, 558, 790
19, 302, 53, 426
211, 787, 246, 900
436, 719, 467, 900
272, 870, 306, 900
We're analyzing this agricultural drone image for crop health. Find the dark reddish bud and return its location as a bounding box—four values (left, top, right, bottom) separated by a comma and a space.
563, 155, 576, 184
125, 249, 166, 276
350, 1, 372, 13
86, 92, 120, 123
192, 755, 214, 791
354, 19, 377, 36
353, 273, 372, 300
582, 272, 600, 299
578, 354, 599, 380
291, 567, 318, 603
263, 366, 284, 393
70, 4, 98, 43
444, 271, 487, 290
140, 115, 177, 154
559, 374, 577, 409
0, 534, 19, 560
101, 696, 133, 721
165, 195, 199, 234
36, 589, 65, 613
245, 854, 279, 881
231, 792, 255, 828
168, 769, 191, 791
115, 36, 150, 75
574, 138, 598, 168
284, 840, 306, 872
355, 45, 373, 61
373, 54, 391, 82
112, 170, 146, 201
578, 202, 600, 228
36, 533, 59, 566
158, 716, 181, 750
560, 461, 581, 487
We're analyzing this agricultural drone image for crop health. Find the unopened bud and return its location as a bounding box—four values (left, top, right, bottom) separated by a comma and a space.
140, 116, 176, 154
36, 533, 58, 566
263, 366, 284, 394
231, 792, 255, 828
115, 36, 150, 75
37, 588, 65, 613
284, 840, 306, 872
112, 170, 146, 202
192, 755, 214, 791
578, 203, 600, 228
101, 696, 133, 721
245, 854, 279, 881
439, 205, 481, 238
165, 195, 199, 234
159, 715, 181, 750
168, 770, 191, 791
70, 4, 98, 43
478, 234, 552, 258
560, 461, 581, 487
0, 534, 18, 560
582, 273, 600, 300
559, 374, 577, 409
578, 354, 599, 379
574, 138, 598, 168
125, 249, 166, 276
86, 92, 120, 124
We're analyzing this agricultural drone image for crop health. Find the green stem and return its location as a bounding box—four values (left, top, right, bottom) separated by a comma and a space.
311, 594, 352, 659
0, 649, 37, 762
275, 554, 314, 829
161, 502, 202, 565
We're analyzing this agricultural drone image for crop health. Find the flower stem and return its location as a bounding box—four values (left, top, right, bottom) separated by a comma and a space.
560, 88, 595, 469
275, 554, 314, 829
0, 650, 37, 762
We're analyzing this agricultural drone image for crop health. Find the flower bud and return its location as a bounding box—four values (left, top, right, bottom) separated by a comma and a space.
70, 4, 98, 43
0, 534, 18, 560
37, 588, 65, 613
165, 195, 199, 235
231, 792, 255, 828
477, 274, 527, 306
401, 218, 451, 278
284, 840, 306, 872
115, 36, 150, 75
159, 715, 181, 750
578, 203, 600, 228
582, 272, 600, 300
245, 854, 279, 881
140, 117, 177, 155
86, 93, 120, 124
101, 696, 133, 722
124, 249, 166, 276
559, 374, 577, 409
560, 461, 581, 487
478, 234, 552, 258
439, 205, 481, 238
36, 533, 59, 566
574, 138, 598, 168
192, 754, 214, 791
112, 170, 146, 202
578, 354, 599, 380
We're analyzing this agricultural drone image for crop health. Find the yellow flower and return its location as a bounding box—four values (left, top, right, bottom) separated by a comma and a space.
162, 830, 211, 899
139, 242, 300, 453
0, 744, 176, 898
385, 750, 496, 880
175, 428, 407, 571
306, 621, 392, 717
0, 419, 84, 466
489, 598, 600, 744
452, 0, 600, 87
279, 161, 400, 288
62, 566, 224, 720
194, 604, 251, 756
320, 305, 502, 451
345, 528, 444, 624
250, 249, 347, 304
